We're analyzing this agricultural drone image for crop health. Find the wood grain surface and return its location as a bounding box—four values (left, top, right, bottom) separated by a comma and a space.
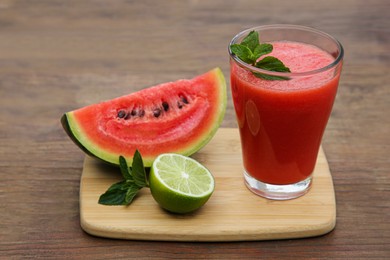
80, 128, 335, 242
1, 0, 389, 258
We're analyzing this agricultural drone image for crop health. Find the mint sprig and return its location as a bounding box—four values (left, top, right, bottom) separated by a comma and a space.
98, 150, 148, 206
230, 30, 291, 80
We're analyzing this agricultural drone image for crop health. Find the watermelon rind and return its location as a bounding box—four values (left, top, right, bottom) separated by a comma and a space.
61, 68, 227, 167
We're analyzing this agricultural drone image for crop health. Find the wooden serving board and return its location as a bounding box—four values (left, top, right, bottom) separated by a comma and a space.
80, 128, 336, 241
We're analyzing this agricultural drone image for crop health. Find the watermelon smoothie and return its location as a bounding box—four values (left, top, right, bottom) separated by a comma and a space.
229, 25, 343, 200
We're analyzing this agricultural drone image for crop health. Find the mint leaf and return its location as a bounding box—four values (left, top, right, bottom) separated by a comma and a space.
240, 30, 259, 52
106, 180, 133, 192
230, 44, 255, 64
132, 150, 148, 187
99, 180, 141, 206
125, 184, 142, 204
98, 180, 130, 205
98, 150, 149, 206
230, 30, 290, 80
253, 43, 273, 59
119, 156, 132, 180
255, 56, 291, 72
254, 56, 291, 80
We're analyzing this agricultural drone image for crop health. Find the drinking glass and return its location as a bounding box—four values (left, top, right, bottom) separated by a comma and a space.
229, 25, 343, 200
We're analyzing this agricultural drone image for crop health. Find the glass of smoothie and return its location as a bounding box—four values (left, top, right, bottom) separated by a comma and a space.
229, 25, 343, 200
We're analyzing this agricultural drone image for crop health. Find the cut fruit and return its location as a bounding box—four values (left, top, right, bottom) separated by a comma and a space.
149, 153, 215, 214
61, 68, 227, 166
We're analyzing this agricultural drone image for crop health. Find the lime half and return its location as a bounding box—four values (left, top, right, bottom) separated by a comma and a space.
149, 153, 215, 214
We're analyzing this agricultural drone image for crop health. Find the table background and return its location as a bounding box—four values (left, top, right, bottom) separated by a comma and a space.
1, 0, 389, 258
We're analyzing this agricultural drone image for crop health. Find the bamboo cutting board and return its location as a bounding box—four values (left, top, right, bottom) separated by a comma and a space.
80, 128, 336, 241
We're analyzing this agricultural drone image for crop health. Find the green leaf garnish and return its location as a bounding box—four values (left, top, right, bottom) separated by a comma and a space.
230, 30, 291, 80
241, 30, 259, 51
124, 184, 143, 205
119, 156, 132, 180
98, 150, 148, 206
131, 150, 148, 187
254, 43, 273, 58
230, 44, 255, 64
98, 180, 134, 205
254, 56, 291, 80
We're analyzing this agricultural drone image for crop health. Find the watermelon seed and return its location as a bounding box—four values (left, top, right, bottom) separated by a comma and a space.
177, 94, 189, 109
130, 108, 145, 117
124, 113, 131, 120
180, 95, 189, 104
153, 108, 162, 118
177, 101, 183, 109
138, 109, 145, 117
162, 102, 169, 112
117, 110, 127, 119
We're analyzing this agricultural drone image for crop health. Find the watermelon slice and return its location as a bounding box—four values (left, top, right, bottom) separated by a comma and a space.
61, 68, 226, 167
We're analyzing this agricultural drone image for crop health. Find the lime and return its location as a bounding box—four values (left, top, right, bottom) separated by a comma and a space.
149, 153, 215, 214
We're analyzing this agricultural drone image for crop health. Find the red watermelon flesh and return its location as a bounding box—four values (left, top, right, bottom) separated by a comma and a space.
61, 68, 226, 166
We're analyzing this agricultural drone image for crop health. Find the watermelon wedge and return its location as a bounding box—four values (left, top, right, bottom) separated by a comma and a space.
61, 68, 226, 166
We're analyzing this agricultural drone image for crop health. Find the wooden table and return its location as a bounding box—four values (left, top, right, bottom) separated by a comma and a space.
1, 0, 389, 258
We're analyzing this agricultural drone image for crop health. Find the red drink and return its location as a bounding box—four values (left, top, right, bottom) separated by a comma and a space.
229, 25, 343, 199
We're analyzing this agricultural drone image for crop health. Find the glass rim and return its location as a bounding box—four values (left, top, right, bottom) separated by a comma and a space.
228, 24, 344, 77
